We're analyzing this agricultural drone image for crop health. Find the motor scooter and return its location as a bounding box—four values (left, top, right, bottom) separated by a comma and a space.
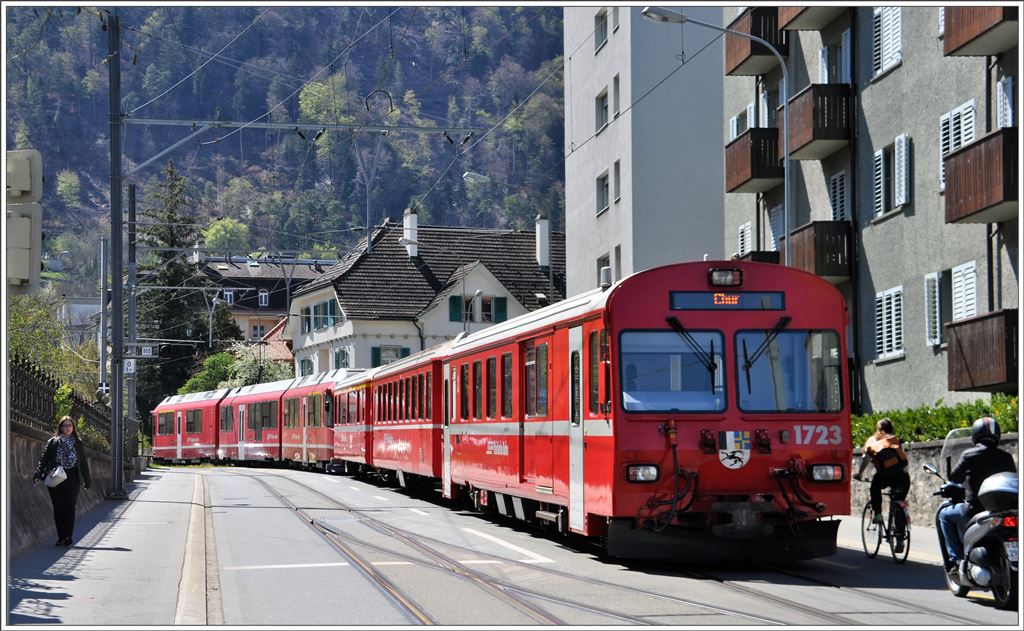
923, 427, 1018, 610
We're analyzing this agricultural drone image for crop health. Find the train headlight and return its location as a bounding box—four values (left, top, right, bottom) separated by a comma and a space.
708, 268, 743, 287
625, 465, 659, 482
809, 464, 844, 482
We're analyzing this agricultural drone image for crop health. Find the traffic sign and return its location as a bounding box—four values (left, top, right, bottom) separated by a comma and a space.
124, 359, 136, 374
141, 346, 153, 357
98, 382, 110, 394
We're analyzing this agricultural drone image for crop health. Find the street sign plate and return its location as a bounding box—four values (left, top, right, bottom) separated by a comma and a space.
124, 359, 136, 374
98, 382, 110, 394
141, 346, 153, 357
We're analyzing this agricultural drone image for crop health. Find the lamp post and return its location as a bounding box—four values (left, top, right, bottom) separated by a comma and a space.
642, 6, 791, 266
398, 236, 480, 335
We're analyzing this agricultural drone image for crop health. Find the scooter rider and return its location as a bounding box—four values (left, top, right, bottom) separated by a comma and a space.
937, 417, 1017, 573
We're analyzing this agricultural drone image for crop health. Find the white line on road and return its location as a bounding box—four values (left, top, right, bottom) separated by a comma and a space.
409, 508, 429, 516
225, 562, 351, 571
349, 486, 362, 491
462, 528, 554, 564
373, 495, 390, 502
324, 477, 340, 483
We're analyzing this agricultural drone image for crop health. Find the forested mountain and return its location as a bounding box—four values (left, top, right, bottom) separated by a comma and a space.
5, 6, 565, 293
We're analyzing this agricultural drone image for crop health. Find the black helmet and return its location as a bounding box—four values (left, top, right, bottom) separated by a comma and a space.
970, 416, 1000, 447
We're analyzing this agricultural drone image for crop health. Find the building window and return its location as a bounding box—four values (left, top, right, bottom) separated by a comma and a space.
258, 289, 269, 307
334, 348, 349, 368
874, 286, 904, 360
612, 6, 619, 31
737, 222, 752, 257
925, 261, 977, 346
939, 100, 975, 189
324, 299, 337, 327
300, 357, 314, 376
251, 324, 265, 340
872, 7, 902, 77
829, 171, 849, 222
873, 133, 910, 216
759, 88, 777, 128
300, 306, 311, 334
819, 30, 851, 84
596, 254, 610, 286
596, 173, 610, 215
223, 289, 234, 305
613, 74, 620, 117
613, 160, 621, 202
728, 102, 755, 141
998, 77, 1015, 128
767, 206, 783, 252
594, 9, 608, 51
595, 89, 609, 132
371, 345, 408, 368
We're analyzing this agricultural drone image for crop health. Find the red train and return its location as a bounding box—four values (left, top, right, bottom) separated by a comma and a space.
152, 260, 851, 562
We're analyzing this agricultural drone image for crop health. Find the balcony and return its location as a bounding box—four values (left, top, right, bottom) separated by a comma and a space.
726, 127, 784, 193
777, 221, 850, 284
944, 7, 1018, 56
944, 127, 1018, 224
946, 309, 1018, 393
725, 8, 789, 76
779, 6, 846, 31
738, 250, 780, 264
780, 83, 852, 161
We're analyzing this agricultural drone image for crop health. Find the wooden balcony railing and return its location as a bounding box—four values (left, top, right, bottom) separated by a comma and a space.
726, 127, 784, 193
944, 127, 1018, 224
725, 8, 789, 76
780, 83, 852, 161
947, 309, 1018, 393
944, 6, 1018, 56
777, 221, 850, 284
779, 6, 846, 31
738, 250, 780, 265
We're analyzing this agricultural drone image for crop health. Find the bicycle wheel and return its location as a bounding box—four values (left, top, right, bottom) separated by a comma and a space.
861, 503, 881, 558
889, 506, 910, 564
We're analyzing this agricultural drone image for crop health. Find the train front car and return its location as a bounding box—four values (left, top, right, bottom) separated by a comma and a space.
604, 261, 851, 562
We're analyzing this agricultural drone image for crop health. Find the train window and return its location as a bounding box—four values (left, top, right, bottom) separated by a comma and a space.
411, 376, 418, 419
185, 409, 202, 433
473, 361, 482, 419
284, 398, 298, 428
525, 343, 549, 417
619, 330, 725, 412
158, 412, 174, 435
588, 332, 600, 414
220, 406, 233, 432
525, 347, 537, 416
501, 353, 513, 418
310, 394, 322, 428
735, 329, 842, 413
486, 357, 496, 418
460, 364, 469, 420
570, 351, 581, 426
405, 377, 412, 420
424, 373, 432, 420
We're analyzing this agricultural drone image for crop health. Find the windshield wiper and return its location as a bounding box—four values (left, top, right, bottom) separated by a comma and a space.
742, 316, 792, 371
665, 316, 717, 375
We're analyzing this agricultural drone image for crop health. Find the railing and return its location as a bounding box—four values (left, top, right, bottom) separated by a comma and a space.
778, 221, 851, 283
944, 6, 1019, 56
946, 309, 1018, 393
8, 354, 111, 443
778, 6, 846, 31
782, 83, 852, 160
725, 8, 788, 76
726, 127, 784, 193
944, 127, 1018, 224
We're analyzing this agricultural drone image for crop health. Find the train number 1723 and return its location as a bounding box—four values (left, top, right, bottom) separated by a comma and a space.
792, 424, 842, 445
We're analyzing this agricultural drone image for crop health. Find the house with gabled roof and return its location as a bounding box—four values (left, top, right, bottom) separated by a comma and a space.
286, 210, 566, 374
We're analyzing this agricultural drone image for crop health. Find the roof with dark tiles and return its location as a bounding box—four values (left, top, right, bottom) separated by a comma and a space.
296, 220, 566, 320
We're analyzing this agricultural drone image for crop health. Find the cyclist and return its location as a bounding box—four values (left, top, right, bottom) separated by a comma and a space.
854, 417, 910, 552
937, 417, 1016, 574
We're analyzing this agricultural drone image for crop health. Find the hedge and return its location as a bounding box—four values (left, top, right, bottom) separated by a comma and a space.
851, 393, 1018, 447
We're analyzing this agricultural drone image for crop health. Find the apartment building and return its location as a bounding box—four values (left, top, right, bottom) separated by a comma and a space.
721, 6, 1018, 412
563, 6, 725, 296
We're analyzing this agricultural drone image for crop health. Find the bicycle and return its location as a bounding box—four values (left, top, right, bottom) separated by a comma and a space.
860, 483, 911, 563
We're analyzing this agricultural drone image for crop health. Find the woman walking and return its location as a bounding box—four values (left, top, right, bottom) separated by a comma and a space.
33, 416, 91, 546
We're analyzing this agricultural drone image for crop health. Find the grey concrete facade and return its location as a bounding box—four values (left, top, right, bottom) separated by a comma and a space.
722, 6, 1019, 413
564, 6, 724, 295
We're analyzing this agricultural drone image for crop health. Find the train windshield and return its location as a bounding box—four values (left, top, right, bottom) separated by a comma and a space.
619, 330, 725, 412
736, 329, 842, 412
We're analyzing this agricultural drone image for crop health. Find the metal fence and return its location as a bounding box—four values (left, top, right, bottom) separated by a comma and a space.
8, 354, 111, 444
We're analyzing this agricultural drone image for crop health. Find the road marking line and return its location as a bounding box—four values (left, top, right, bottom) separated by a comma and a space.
409, 508, 429, 516
462, 528, 554, 564
349, 486, 362, 491
816, 558, 859, 570
373, 495, 390, 502
324, 478, 340, 484
224, 562, 350, 571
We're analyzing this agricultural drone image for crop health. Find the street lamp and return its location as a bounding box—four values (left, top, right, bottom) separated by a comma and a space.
641, 6, 791, 266
398, 236, 480, 335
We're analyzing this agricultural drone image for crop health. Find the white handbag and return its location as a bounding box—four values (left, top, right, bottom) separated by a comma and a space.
44, 465, 67, 488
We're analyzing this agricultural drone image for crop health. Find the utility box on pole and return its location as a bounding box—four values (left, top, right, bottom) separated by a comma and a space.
6, 149, 44, 294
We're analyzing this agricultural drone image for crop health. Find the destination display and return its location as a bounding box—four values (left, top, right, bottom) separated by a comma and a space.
670, 291, 785, 310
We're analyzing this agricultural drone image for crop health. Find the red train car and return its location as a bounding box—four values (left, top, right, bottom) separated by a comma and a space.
368, 342, 450, 488
281, 368, 361, 470
151, 389, 231, 463
440, 260, 851, 562
218, 377, 294, 463
329, 368, 378, 475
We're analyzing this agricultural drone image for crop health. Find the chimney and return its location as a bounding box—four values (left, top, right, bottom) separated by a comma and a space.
403, 208, 418, 257
535, 212, 550, 270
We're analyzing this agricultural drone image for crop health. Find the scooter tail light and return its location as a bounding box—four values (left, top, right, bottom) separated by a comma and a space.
998, 515, 1017, 528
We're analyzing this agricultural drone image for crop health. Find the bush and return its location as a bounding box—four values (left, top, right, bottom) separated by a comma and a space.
852, 394, 1018, 446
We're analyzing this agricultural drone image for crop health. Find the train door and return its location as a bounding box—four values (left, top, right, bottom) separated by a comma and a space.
524, 337, 553, 492
238, 404, 247, 460
568, 326, 584, 531
301, 395, 309, 463
175, 411, 183, 460
442, 364, 452, 498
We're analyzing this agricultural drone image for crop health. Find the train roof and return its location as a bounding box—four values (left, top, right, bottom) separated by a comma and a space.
372, 339, 456, 377
154, 388, 232, 409
288, 367, 364, 390
224, 376, 297, 399
333, 365, 382, 389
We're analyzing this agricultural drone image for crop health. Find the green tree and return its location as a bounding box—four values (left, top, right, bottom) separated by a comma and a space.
56, 170, 81, 206
178, 352, 235, 394
203, 217, 251, 254
223, 342, 293, 388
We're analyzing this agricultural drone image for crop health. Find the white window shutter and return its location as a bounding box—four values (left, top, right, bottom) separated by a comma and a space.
759, 90, 770, 128
872, 9, 883, 75
894, 133, 910, 207
961, 100, 976, 145
952, 261, 977, 321
939, 112, 951, 189
874, 292, 886, 358
889, 7, 902, 63
768, 206, 784, 251
746, 101, 756, 129
830, 171, 848, 221
938, 7, 945, 37
924, 272, 942, 345
891, 288, 903, 353
840, 29, 852, 84
873, 149, 885, 216
738, 222, 752, 257
819, 47, 830, 84
729, 115, 738, 140
998, 77, 1015, 128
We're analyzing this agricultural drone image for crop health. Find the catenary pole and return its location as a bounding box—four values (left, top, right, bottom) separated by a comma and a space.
107, 12, 126, 499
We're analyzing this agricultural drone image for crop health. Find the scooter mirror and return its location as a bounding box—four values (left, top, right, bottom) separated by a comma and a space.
922, 463, 939, 476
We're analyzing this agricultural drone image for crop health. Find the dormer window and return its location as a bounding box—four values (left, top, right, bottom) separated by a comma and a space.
259, 289, 269, 307
224, 289, 234, 305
